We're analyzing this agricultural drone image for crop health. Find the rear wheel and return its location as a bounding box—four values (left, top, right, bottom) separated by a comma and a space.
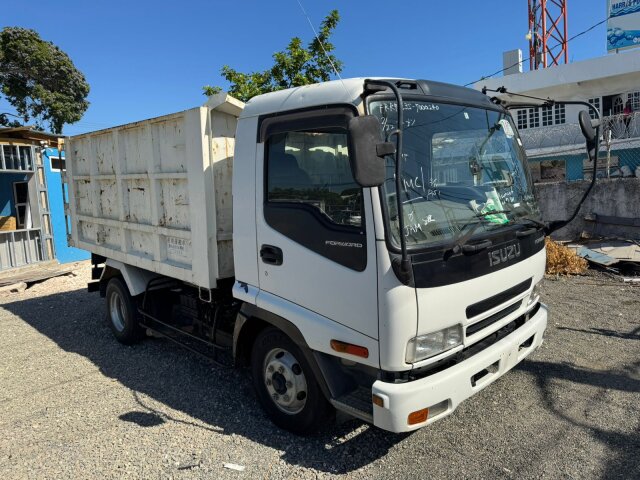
105, 277, 143, 344
251, 327, 333, 434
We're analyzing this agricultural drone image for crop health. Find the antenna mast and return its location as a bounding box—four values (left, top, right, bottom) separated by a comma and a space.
528, 0, 569, 70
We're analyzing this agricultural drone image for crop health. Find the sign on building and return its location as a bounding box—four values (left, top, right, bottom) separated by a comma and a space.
608, 1, 640, 52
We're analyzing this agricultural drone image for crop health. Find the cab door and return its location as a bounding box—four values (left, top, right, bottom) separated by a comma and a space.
255, 107, 379, 341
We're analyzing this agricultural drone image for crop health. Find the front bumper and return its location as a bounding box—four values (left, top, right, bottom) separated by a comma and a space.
372, 303, 548, 433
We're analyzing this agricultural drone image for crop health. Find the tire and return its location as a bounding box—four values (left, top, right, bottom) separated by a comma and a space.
251, 327, 334, 434
105, 277, 143, 345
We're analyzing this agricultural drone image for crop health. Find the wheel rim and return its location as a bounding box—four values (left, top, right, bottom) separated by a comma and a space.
109, 290, 126, 332
263, 348, 308, 415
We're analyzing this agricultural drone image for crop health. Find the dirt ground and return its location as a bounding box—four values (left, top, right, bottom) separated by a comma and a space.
0, 262, 638, 479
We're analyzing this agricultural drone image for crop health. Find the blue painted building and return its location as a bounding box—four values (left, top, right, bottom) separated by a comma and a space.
41, 147, 89, 263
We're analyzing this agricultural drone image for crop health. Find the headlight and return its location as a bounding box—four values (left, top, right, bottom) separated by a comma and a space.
528, 281, 542, 306
406, 325, 462, 363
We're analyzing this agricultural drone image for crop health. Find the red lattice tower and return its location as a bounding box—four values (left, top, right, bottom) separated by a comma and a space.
528, 0, 569, 70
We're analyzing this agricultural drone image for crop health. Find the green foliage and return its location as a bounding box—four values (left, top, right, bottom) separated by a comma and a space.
204, 10, 343, 103
202, 85, 222, 97
0, 27, 90, 134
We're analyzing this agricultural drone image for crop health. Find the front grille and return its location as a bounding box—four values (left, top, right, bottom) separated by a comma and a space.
466, 300, 522, 337
466, 278, 532, 318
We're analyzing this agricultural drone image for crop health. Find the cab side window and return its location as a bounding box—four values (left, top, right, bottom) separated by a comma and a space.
267, 130, 362, 228
263, 118, 366, 271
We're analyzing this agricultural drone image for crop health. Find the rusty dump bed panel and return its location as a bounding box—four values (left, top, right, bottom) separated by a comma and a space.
65, 99, 241, 289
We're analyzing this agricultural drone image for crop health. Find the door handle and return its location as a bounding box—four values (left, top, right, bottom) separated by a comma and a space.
260, 245, 283, 266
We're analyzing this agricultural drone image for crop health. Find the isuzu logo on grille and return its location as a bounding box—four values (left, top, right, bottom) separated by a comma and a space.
488, 243, 521, 267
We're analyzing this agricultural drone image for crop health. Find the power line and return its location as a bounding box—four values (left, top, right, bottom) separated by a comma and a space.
294, 0, 349, 95
465, 16, 610, 87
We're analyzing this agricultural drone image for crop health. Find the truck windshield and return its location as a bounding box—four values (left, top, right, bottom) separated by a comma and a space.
370, 100, 541, 249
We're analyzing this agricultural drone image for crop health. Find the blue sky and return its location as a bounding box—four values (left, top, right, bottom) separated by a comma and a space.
2, 0, 608, 135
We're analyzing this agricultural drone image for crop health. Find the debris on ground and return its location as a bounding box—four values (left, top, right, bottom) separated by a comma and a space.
223, 463, 246, 472
545, 238, 588, 275
0, 282, 27, 296
566, 237, 640, 279
575, 246, 618, 267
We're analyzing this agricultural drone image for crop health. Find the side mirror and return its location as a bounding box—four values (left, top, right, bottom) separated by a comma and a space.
578, 110, 597, 143
347, 115, 395, 187
578, 110, 598, 160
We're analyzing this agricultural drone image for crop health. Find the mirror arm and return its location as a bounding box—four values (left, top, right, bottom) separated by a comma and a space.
364, 79, 411, 280
479, 88, 604, 237
547, 102, 601, 235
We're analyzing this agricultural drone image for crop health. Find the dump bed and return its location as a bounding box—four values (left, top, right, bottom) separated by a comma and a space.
65, 94, 244, 289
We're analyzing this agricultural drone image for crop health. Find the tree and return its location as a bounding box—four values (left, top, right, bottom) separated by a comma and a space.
0, 27, 90, 134
203, 10, 342, 102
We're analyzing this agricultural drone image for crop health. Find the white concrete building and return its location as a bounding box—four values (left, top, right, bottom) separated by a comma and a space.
474, 50, 640, 183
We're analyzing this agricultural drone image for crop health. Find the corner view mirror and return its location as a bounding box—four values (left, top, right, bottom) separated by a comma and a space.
347, 115, 394, 187
578, 110, 597, 143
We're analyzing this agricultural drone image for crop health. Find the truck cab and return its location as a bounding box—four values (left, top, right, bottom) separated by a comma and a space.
231, 78, 547, 433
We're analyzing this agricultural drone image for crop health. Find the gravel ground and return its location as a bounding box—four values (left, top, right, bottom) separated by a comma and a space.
0, 262, 638, 479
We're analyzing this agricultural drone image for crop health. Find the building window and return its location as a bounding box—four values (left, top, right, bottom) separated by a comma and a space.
613, 97, 624, 114
542, 105, 553, 126
528, 108, 540, 128
588, 98, 601, 120
554, 104, 566, 124
517, 110, 527, 130
49, 156, 66, 172
13, 182, 29, 229
628, 91, 640, 110
1, 145, 33, 171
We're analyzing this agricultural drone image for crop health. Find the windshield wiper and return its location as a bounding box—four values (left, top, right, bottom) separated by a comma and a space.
512, 216, 546, 229
444, 209, 512, 258
509, 215, 547, 237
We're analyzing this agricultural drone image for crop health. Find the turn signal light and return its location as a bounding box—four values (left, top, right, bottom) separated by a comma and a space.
372, 394, 384, 407
408, 408, 429, 425
330, 340, 369, 358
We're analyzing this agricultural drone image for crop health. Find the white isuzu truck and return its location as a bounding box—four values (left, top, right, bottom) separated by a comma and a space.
64, 78, 561, 434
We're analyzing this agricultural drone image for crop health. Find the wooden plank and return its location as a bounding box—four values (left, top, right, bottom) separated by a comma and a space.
592, 213, 640, 228
0, 260, 82, 287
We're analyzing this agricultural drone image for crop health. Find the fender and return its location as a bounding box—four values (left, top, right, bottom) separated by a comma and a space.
102, 259, 158, 296
234, 303, 353, 401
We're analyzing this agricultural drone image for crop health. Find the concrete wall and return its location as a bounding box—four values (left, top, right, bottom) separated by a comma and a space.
535, 178, 640, 240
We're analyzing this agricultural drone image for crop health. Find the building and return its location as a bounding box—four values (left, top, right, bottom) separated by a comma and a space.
41, 146, 89, 264
0, 127, 87, 273
474, 49, 640, 183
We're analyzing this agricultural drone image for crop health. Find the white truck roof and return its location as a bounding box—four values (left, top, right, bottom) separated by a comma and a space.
240, 77, 417, 118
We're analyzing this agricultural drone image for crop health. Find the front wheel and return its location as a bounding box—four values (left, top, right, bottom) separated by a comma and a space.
105, 277, 143, 345
251, 327, 334, 434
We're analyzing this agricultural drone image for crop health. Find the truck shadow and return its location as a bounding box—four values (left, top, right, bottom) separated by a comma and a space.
556, 325, 640, 341
1, 288, 406, 473
517, 359, 640, 480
